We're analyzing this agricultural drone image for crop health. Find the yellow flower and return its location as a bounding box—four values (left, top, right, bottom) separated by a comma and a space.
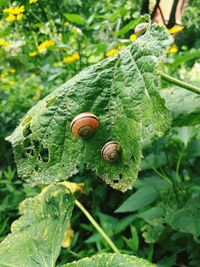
16, 13, 23, 20
29, 51, 37, 57
29, 0, 38, 4
8, 69, 16, 73
166, 44, 178, 54
63, 52, 80, 63
118, 45, 126, 50
106, 48, 118, 57
0, 40, 11, 46
38, 40, 55, 51
3, 7, 12, 14
167, 25, 184, 35
5, 14, 15, 22
3, 5, 25, 22
129, 34, 137, 41
19, 5, 25, 13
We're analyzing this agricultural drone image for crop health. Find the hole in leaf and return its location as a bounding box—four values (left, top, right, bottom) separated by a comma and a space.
23, 124, 32, 138
33, 140, 40, 149
113, 179, 119, 184
21, 151, 27, 158
40, 147, 49, 162
23, 138, 31, 148
119, 174, 123, 179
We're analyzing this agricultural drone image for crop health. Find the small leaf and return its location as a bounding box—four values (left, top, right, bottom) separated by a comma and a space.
142, 221, 165, 243
64, 13, 85, 25
115, 185, 158, 213
123, 225, 139, 252
0, 184, 74, 267
61, 253, 156, 267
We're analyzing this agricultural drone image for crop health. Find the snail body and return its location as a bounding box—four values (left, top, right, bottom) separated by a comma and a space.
135, 23, 149, 36
101, 141, 120, 162
71, 112, 99, 138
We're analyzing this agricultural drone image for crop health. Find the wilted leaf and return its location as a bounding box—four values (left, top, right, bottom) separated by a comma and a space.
0, 184, 74, 267
62, 253, 156, 267
7, 23, 172, 192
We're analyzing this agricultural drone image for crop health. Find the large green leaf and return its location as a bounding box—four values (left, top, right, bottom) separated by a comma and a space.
62, 253, 156, 267
160, 87, 200, 126
7, 23, 172, 192
0, 183, 74, 267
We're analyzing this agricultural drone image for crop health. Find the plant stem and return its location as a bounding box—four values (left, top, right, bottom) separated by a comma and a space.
158, 71, 200, 95
75, 199, 119, 253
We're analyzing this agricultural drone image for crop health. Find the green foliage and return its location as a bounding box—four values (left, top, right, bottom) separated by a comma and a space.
0, 167, 39, 241
7, 23, 172, 192
115, 185, 158, 213
161, 87, 200, 126
115, 125, 200, 265
1, 0, 200, 266
0, 183, 74, 267
64, 13, 86, 25
62, 253, 155, 267
180, 0, 200, 49
166, 198, 200, 244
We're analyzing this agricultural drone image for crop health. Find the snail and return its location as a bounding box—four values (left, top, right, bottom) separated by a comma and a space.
135, 22, 149, 36
70, 112, 99, 138
101, 141, 120, 162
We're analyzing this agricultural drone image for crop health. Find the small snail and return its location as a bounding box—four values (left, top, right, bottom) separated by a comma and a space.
135, 23, 149, 37
101, 141, 120, 162
70, 112, 99, 138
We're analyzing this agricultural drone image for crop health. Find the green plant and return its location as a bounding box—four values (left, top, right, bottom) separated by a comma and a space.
1, 1, 200, 265
1, 17, 200, 266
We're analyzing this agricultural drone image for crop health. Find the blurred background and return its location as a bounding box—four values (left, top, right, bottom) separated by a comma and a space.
0, 1, 200, 266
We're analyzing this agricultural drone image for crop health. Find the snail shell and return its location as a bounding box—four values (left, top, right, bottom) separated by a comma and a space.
101, 141, 120, 162
70, 112, 99, 138
135, 23, 149, 36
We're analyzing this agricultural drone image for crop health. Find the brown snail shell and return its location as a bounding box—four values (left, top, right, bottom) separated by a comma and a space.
70, 112, 99, 138
135, 23, 149, 36
101, 141, 120, 162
